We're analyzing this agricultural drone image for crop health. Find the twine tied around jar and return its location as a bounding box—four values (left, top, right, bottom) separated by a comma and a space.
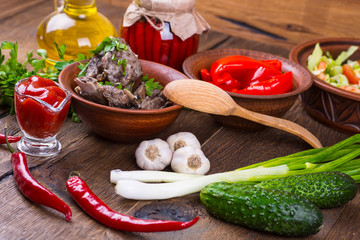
122, 0, 210, 41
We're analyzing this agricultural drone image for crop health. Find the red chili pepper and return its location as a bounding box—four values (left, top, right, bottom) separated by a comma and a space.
234, 71, 293, 95
0, 133, 21, 144
4, 127, 72, 221
168, 35, 180, 68
134, 20, 145, 59
144, 19, 155, 60
210, 55, 282, 89
127, 25, 137, 53
66, 176, 199, 232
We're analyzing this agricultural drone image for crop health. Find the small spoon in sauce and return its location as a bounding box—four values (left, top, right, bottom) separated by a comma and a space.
163, 79, 322, 148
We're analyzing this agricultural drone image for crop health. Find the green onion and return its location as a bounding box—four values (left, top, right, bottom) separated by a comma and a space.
113, 134, 360, 200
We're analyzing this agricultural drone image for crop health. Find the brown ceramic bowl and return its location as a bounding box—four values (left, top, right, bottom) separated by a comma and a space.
290, 38, 360, 134
183, 48, 312, 130
59, 60, 185, 143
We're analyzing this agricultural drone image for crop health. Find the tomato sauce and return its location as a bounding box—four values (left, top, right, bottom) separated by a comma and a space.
15, 76, 71, 139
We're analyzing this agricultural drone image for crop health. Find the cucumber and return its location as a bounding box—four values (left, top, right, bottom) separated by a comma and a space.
200, 182, 323, 237
255, 171, 357, 208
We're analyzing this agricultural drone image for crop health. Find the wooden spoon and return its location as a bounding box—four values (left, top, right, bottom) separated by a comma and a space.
163, 79, 322, 148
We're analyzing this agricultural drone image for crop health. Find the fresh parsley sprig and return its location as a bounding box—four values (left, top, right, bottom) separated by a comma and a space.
0, 41, 40, 114
141, 74, 163, 97
90, 37, 128, 55
0, 41, 86, 120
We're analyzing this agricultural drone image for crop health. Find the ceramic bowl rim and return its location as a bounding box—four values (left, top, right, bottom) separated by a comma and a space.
59, 59, 183, 115
289, 37, 360, 102
183, 48, 313, 100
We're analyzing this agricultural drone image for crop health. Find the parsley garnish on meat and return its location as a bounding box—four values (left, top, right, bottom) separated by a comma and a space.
117, 59, 127, 76
90, 37, 128, 55
142, 74, 163, 96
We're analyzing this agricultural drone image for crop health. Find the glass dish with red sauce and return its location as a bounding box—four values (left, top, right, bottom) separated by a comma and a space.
15, 76, 71, 156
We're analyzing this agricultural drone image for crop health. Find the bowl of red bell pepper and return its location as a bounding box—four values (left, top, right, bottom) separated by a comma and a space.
290, 38, 360, 134
182, 48, 313, 130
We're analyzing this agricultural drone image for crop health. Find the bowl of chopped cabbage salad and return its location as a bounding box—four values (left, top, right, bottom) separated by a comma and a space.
290, 38, 360, 134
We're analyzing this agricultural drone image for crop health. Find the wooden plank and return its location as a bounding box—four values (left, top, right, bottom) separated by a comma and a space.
0, 109, 222, 239
195, 0, 360, 49
105, 0, 360, 49
0, 0, 47, 21
0, 0, 126, 61
0, 100, 353, 239
324, 192, 360, 240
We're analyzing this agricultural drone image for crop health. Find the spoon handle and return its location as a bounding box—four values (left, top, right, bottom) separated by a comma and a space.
233, 106, 323, 148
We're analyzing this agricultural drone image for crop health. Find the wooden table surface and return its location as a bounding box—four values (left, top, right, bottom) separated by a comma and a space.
1, 0, 359, 239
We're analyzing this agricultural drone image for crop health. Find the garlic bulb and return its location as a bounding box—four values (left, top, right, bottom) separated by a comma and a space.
171, 146, 210, 175
135, 139, 172, 170
166, 132, 201, 152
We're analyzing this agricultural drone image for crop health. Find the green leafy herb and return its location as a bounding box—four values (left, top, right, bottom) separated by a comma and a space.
142, 74, 163, 96
0, 41, 87, 119
76, 53, 87, 61
90, 37, 128, 55
70, 105, 81, 123
115, 83, 122, 90
54, 42, 67, 60
117, 59, 127, 76
116, 42, 128, 51
77, 62, 89, 77
0, 41, 40, 114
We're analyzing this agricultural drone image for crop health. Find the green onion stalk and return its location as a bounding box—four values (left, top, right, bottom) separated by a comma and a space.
111, 134, 360, 200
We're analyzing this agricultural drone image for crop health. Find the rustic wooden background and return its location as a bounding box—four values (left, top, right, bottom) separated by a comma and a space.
103, 0, 360, 48
1, 0, 360, 239
3, 0, 360, 59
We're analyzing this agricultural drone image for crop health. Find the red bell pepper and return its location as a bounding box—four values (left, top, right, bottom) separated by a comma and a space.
260, 59, 282, 71
234, 71, 293, 95
210, 55, 282, 89
200, 68, 212, 82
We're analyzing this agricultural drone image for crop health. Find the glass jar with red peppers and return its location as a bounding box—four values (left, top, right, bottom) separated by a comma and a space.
120, 0, 210, 71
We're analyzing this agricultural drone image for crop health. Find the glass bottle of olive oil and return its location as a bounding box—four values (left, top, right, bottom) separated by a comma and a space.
37, 0, 117, 61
